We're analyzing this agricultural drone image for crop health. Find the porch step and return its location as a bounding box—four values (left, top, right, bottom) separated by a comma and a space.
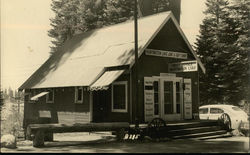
172, 130, 228, 139
167, 126, 222, 137
193, 133, 232, 141
166, 120, 219, 130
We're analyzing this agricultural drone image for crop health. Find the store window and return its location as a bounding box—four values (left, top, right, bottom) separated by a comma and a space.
153, 81, 159, 115
112, 81, 128, 112
46, 89, 54, 103
75, 87, 83, 103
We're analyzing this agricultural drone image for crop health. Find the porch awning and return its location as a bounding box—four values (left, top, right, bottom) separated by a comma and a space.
30, 92, 49, 101
90, 70, 125, 91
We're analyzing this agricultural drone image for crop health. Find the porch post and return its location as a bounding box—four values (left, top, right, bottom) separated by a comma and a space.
134, 0, 139, 125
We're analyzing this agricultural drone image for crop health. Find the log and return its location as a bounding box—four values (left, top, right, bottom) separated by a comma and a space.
28, 122, 130, 133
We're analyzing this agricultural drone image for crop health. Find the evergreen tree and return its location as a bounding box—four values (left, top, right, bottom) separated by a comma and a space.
196, 0, 249, 105
196, 0, 230, 104
48, 0, 175, 54
48, 0, 134, 54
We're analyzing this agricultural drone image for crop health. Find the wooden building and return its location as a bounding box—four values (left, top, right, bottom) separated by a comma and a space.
19, 12, 205, 130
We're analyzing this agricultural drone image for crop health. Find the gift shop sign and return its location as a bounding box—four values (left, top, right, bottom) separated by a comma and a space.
145, 49, 187, 59
169, 61, 198, 72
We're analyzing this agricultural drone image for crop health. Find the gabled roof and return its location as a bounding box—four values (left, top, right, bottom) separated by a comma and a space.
19, 11, 205, 90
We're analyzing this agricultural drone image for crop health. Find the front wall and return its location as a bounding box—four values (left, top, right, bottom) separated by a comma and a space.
131, 19, 200, 123
92, 73, 130, 122
23, 87, 90, 128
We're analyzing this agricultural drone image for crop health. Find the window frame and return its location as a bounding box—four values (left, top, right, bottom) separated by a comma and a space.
111, 81, 128, 113
199, 108, 208, 114
46, 89, 54, 103
75, 86, 83, 104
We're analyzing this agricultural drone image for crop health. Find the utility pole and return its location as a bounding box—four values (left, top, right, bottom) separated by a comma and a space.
134, 0, 139, 126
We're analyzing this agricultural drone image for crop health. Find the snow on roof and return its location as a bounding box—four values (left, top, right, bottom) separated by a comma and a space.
19, 11, 205, 90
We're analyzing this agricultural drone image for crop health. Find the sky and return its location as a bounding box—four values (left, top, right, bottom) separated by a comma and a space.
1, 0, 206, 90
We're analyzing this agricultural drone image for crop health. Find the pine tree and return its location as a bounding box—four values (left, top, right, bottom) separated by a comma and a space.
48, 0, 134, 54
196, 0, 249, 105
196, 0, 230, 104
221, 0, 250, 104
48, 0, 176, 54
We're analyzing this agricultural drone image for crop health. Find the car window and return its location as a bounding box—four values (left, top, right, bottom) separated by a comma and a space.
199, 108, 208, 114
232, 107, 243, 111
210, 108, 224, 114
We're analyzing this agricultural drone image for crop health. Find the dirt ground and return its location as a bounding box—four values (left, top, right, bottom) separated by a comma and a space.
1, 132, 249, 153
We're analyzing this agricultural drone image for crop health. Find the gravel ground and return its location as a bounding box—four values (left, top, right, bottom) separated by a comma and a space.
1, 132, 249, 153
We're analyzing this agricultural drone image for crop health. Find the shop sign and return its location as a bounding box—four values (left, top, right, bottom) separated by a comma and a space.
145, 49, 187, 59
144, 77, 155, 122
168, 60, 198, 72
184, 79, 192, 119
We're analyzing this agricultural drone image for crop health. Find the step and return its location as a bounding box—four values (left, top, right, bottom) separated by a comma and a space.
172, 130, 228, 139
166, 121, 219, 130
167, 126, 222, 136
193, 133, 232, 140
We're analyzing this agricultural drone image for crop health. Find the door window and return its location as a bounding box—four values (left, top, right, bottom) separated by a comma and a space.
164, 81, 173, 114
176, 82, 181, 114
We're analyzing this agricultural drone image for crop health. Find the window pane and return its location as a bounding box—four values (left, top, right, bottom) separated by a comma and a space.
176, 82, 181, 114
199, 108, 208, 114
164, 81, 173, 114
232, 107, 242, 111
113, 84, 126, 110
153, 81, 159, 115
77, 88, 82, 101
48, 90, 53, 101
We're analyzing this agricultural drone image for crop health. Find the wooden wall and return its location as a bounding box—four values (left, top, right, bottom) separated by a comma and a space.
23, 87, 90, 128
130, 19, 200, 123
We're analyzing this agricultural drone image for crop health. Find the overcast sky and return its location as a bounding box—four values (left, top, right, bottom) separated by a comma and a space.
1, 0, 206, 90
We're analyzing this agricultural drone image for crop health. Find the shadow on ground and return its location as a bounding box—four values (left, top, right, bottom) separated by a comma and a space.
1, 135, 249, 153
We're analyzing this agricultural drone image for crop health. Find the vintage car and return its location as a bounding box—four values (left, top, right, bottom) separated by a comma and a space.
199, 104, 249, 131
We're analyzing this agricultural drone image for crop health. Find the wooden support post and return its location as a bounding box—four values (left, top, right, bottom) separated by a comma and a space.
44, 132, 53, 142
33, 130, 45, 147
115, 128, 126, 141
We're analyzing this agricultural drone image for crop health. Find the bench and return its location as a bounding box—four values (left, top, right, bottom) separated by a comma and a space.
27, 122, 130, 147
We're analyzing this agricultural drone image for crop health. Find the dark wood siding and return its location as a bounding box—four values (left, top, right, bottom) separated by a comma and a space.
130, 19, 200, 123
92, 73, 130, 123
23, 87, 90, 128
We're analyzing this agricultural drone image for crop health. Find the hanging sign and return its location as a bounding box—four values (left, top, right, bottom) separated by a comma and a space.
144, 77, 155, 122
168, 60, 198, 72
145, 49, 187, 59
184, 79, 192, 119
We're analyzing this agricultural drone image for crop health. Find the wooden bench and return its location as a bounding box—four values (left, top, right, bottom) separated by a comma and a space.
27, 122, 130, 147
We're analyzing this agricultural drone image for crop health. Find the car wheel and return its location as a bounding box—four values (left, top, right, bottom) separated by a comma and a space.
219, 113, 232, 131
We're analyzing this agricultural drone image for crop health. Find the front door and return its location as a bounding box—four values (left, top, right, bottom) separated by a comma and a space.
160, 77, 183, 121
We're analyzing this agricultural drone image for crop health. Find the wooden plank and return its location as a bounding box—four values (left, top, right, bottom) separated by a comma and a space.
28, 122, 130, 133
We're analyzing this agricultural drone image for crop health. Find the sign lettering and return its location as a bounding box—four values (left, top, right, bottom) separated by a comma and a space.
168, 61, 198, 72
145, 49, 187, 59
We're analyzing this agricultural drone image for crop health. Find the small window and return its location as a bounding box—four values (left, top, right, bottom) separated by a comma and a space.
232, 107, 243, 111
112, 81, 128, 113
199, 108, 208, 114
46, 89, 54, 103
75, 87, 83, 103
210, 108, 224, 114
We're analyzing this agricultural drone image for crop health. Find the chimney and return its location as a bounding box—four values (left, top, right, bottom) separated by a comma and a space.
138, 0, 181, 24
